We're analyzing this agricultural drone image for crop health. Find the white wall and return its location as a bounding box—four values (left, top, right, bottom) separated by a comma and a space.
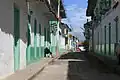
59, 35, 65, 49
94, 3, 120, 47
0, 0, 52, 78
30, 1, 50, 46
15, 0, 28, 70
0, 0, 14, 78
0, 0, 28, 78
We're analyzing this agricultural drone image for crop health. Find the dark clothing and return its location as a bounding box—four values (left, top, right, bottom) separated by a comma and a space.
118, 54, 120, 65
44, 48, 53, 57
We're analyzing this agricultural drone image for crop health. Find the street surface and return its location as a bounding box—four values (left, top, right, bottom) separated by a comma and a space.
31, 52, 120, 80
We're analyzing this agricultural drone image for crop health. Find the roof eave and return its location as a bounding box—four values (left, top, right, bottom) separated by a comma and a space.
86, 0, 97, 16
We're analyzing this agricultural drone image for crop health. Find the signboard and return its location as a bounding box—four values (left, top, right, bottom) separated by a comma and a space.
69, 34, 72, 38
49, 21, 58, 35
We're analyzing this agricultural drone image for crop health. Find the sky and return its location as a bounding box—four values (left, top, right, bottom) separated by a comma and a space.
62, 0, 90, 41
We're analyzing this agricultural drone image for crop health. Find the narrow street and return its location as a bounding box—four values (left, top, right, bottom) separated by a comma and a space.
31, 52, 120, 80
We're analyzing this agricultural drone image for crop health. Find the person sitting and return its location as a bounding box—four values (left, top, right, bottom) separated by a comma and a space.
44, 47, 53, 58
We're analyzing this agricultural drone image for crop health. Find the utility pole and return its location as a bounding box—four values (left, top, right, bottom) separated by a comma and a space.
56, 0, 61, 56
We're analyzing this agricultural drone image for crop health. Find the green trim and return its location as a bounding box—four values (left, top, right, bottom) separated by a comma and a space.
14, 6, 20, 71
34, 19, 37, 59
26, 23, 32, 65
109, 23, 111, 55
106, 44, 109, 55
41, 47, 44, 57
95, 43, 116, 56
51, 46, 56, 55
26, 13, 32, 64
102, 44, 104, 54
39, 24, 41, 58
115, 16, 119, 43
39, 24, 41, 35
104, 26, 106, 54
44, 28, 46, 47
40, 36, 44, 57
26, 46, 30, 65
111, 44, 115, 56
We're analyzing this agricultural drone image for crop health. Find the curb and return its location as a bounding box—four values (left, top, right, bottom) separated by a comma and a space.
88, 52, 120, 75
28, 55, 61, 80
28, 59, 53, 80
3, 53, 65, 80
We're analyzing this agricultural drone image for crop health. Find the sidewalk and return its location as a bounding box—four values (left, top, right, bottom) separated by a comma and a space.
88, 52, 120, 75
2, 58, 56, 80
31, 52, 120, 80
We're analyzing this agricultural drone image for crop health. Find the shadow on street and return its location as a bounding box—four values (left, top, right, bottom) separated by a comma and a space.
59, 52, 85, 60
31, 52, 120, 80
59, 52, 115, 80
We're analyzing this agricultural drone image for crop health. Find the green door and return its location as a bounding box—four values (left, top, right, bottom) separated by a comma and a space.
109, 23, 111, 55
104, 26, 106, 55
39, 24, 41, 58
14, 6, 20, 71
34, 19, 37, 60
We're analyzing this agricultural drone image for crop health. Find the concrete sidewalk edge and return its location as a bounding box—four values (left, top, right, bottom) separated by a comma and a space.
28, 55, 62, 80
27, 59, 53, 80
2, 52, 66, 80
88, 52, 120, 75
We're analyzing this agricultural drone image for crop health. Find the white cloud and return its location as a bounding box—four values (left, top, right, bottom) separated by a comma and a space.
62, 4, 91, 41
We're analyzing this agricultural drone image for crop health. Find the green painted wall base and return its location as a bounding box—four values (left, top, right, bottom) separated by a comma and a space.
95, 43, 117, 61
26, 46, 44, 65
50, 46, 56, 55
59, 48, 66, 54
41, 47, 44, 57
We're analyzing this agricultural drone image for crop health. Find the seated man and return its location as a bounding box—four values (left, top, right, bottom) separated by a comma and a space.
44, 47, 53, 58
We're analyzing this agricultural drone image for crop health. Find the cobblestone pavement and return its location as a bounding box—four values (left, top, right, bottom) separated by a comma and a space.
31, 52, 120, 80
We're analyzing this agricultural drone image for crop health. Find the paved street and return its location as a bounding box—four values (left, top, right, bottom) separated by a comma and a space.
31, 52, 120, 80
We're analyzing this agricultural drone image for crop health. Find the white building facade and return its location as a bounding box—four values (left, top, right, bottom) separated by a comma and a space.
0, 0, 66, 78
87, 0, 120, 63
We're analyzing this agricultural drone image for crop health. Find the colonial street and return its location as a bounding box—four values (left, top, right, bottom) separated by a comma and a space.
31, 52, 120, 80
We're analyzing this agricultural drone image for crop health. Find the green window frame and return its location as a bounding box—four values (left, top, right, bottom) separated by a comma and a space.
44, 27, 46, 41
114, 16, 119, 43
39, 24, 41, 35
34, 19, 37, 59
34, 19, 37, 36
98, 32, 99, 52
14, 5, 20, 71
109, 23, 111, 55
104, 26, 107, 54
100, 28, 102, 53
